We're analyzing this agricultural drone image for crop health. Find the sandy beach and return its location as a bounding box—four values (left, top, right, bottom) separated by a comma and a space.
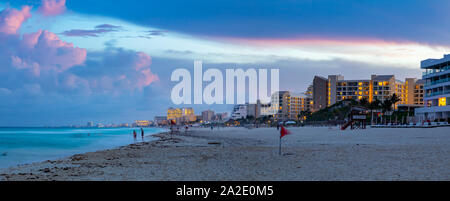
0, 127, 449, 181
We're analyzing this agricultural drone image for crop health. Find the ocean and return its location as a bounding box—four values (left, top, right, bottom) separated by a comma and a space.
0, 127, 164, 169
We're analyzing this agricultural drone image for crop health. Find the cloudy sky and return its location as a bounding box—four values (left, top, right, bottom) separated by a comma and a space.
1, 0, 449, 126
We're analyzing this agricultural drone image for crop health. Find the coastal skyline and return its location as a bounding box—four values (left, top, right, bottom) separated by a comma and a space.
1, 0, 450, 126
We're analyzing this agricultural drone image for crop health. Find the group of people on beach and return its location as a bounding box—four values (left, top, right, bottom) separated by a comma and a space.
133, 128, 145, 142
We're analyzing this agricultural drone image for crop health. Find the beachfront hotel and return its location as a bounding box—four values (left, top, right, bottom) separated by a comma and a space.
167, 107, 196, 123
312, 74, 424, 110
134, 120, 153, 127
202, 110, 215, 121
254, 91, 313, 120
415, 54, 450, 122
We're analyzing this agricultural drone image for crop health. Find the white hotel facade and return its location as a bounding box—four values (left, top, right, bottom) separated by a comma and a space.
415, 54, 450, 122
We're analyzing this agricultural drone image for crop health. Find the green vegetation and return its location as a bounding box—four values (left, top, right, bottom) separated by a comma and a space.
307, 94, 402, 123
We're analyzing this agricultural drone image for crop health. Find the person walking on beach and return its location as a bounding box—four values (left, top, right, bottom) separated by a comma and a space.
141, 128, 144, 141
133, 130, 137, 142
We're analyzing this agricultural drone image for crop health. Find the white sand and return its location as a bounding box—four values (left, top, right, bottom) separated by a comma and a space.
0, 127, 449, 181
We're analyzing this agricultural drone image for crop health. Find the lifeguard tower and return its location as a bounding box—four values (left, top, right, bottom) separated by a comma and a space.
341, 106, 368, 130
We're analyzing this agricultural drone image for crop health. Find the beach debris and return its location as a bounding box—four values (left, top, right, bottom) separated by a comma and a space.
40, 168, 51, 173
70, 154, 86, 161
208, 142, 221, 145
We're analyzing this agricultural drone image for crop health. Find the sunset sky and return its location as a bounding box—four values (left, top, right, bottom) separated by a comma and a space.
1, 0, 450, 126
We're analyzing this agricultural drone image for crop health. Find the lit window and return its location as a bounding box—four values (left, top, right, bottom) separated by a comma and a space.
438, 97, 446, 106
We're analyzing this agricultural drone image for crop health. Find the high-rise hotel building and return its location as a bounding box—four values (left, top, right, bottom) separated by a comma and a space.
415, 54, 450, 122
167, 107, 196, 123
260, 91, 313, 120
312, 74, 424, 110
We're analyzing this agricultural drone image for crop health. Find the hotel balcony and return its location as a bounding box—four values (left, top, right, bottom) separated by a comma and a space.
416, 54, 450, 122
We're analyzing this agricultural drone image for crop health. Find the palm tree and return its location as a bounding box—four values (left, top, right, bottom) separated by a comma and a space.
359, 97, 369, 107
369, 98, 381, 125
390, 93, 401, 106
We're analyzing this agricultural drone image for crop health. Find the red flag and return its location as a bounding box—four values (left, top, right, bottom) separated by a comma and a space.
280, 126, 291, 139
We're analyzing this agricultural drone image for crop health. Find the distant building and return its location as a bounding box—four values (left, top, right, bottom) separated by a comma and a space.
404, 78, 425, 106
154, 116, 168, 125
270, 91, 291, 120
289, 92, 313, 119
260, 102, 272, 116
214, 112, 228, 121
181, 107, 196, 122
311, 74, 423, 111
135, 120, 152, 127
167, 108, 182, 120
231, 105, 247, 120
87, 121, 94, 127
202, 110, 215, 122
246, 101, 260, 119
168, 107, 196, 123
416, 54, 450, 122
313, 76, 328, 112
258, 91, 312, 120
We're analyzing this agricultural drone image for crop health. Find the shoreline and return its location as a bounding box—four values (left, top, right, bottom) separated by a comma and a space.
1, 127, 449, 181
0, 128, 167, 172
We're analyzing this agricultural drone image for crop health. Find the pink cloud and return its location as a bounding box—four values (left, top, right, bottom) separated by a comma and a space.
19, 30, 87, 73
134, 52, 152, 71
11, 56, 41, 77
38, 0, 67, 16
133, 52, 158, 89
137, 68, 159, 89
0, 1, 158, 95
0, 6, 31, 34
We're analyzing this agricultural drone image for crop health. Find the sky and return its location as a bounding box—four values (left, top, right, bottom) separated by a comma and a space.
1, 0, 450, 126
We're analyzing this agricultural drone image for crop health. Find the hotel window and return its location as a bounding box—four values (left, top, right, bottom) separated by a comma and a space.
438, 97, 447, 106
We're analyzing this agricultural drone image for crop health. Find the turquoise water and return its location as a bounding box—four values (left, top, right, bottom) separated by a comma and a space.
0, 127, 164, 169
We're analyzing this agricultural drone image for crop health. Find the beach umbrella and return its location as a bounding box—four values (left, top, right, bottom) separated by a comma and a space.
279, 126, 292, 155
